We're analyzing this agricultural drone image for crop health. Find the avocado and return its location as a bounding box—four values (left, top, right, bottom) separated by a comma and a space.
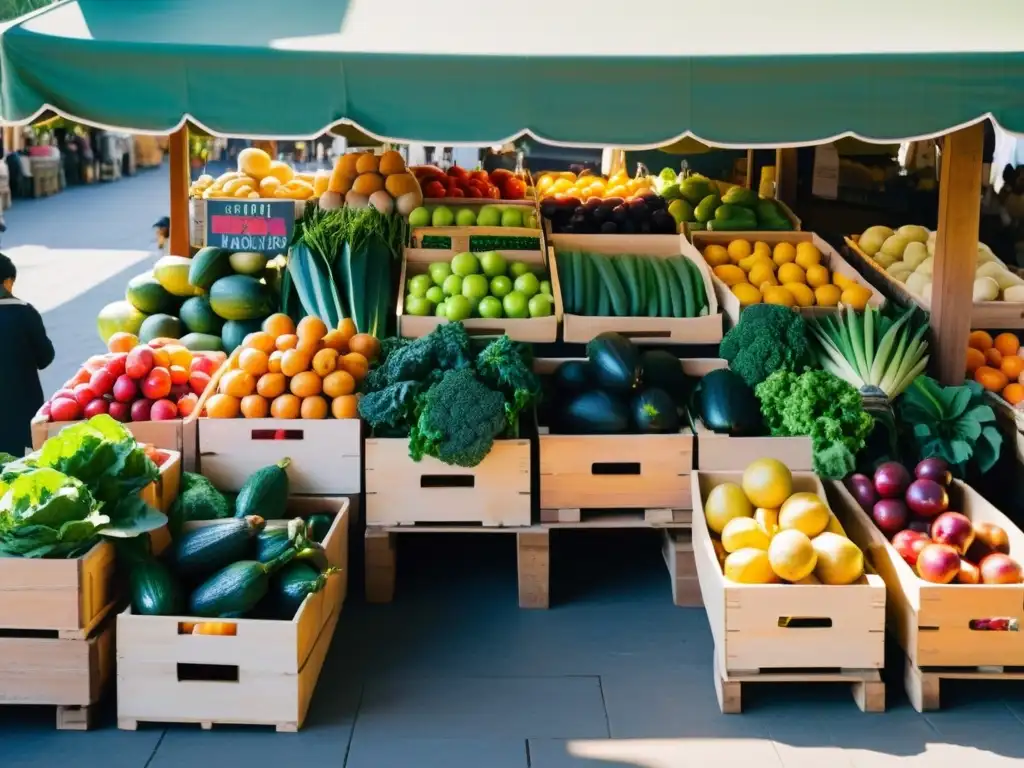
681, 178, 715, 206
667, 199, 694, 224
714, 204, 747, 222
660, 183, 682, 200
721, 186, 759, 208
693, 194, 721, 224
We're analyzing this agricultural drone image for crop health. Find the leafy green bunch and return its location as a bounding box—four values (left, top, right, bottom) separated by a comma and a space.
720, 303, 813, 388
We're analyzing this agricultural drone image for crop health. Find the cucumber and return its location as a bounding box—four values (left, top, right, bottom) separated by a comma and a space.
649, 258, 671, 318
188, 554, 294, 618
633, 256, 649, 317
255, 518, 309, 564
684, 257, 709, 315
669, 258, 696, 318
130, 559, 181, 616
173, 516, 266, 576
571, 250, 585, 315
596, 264, 611, 316
560, 251, 576, 314
306, 513, 335, 543
643, 257, 660, 317
234, 458, 291, 519
295, 542, 329, 572
653, 258, 682, 318
582, 252, 599, 317
269, 561, 332, 620
612, 257, 636, 317
591, 254, 629, 317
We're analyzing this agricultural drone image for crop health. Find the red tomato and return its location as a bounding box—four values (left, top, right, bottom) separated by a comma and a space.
141, 367, 172, 400
423, 180, 446, 198
50, 397, 82, 422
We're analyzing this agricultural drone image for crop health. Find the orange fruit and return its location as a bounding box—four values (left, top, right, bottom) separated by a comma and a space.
268, 350, 284, 374
975, 365, 1009, 392
276, 334, 298, 351
205, 393, 240, 419
107, 332, 139, 354
1004, 383, 1024, 406
321, 329, 348, 353
240, 394, 269, 419
290, 371, 322, 398
312, 348, 339, 377
336, 318, 357, 345
220, 369, 256, 398
164, 344, 192, 370
270, 393, 301, 419
262, 313, 296, 339
300, 395, 329, 419
152, 347, 171, 370
339, 352, 368, 382
323, 370, 355, 398
969, 330, 994, 352
348, 333, 381, 363
985, 348, 1003, 367
297, 336, 321, 358
239, 348, 269, 377
169, 365, 190, 386
331, 394, 360, 419
297, 316, 328, 343
280, 349, 311, 378
966, 346, 986, 375
1002, 355, 1024, 381
256, 372, 287, 399
243, 331, 276, 355
995, 333, 1021, 358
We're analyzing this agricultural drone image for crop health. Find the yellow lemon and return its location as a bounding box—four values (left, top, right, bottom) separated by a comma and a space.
805, 264, 830, 289
777, 263, 806, 285
784, 282, 815, 307
732, 283, 762, 306
703, 244, 730, 267
727, 239, 753, 263
832, 271, 855, 290
748, 262, 776, 288
722, 517, 772, 553
704, 482, 754, 534
725, 548, 777, 584
773, 241, 797, 266
753, 241, 772, 260
739, 253, 771, 273
841, 285, 872, 310
763, 285, 795, 306
768, 529, 817, 582
795, 242, 822, 269
713, 264, 747, 287
815, 284, 842, 306
812, 532, 865, 585
742, 458, 793, 508
779, 492, 831, 538
755, 507, 780, 537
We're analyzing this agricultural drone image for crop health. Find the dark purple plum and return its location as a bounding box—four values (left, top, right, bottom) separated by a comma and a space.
874, 462, 911, 499
915, 457, 952, 487
872, 499, 909, 537
905, 478, 949, 519
845, 473, 878, 511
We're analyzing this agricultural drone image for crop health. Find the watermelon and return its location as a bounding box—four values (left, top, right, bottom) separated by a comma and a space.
179, 333, 224, 352
153, 256, 201, 298
229, 252, 268, 276
97, 300, 147, 343
126, 272, 177, 315
221, 319, 263, 353
209, 275, 273, 321
188, 247, 233, 290
179, 296, 224, 335
139, 314, 182, 343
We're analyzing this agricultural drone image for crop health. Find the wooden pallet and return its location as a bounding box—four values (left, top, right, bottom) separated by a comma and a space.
662, 531, 700, 607
904, 656, 1024, 712
540, 508, 691, 527
714, 656, 884, 714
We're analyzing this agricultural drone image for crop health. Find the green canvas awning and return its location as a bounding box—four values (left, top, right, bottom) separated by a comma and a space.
3, 0, 1024, 146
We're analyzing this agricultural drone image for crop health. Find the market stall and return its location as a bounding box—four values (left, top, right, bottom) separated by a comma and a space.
3, 0, 1024, 729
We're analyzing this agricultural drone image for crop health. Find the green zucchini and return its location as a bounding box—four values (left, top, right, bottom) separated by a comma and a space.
235, 458, 291, 519
306, 513, 335, 543
571, 250, 585, 315
652, 258, 682, 318
173, 516, 265, 577
255, 518, 309, 564
582, 252, 599, 317
295, 543, 329, 572
591, 253, 628, 317
595, 264, 611, 316
611, 257, 632, 316
649, 258, 671, 318
643, 257, 660, 317
130, 559, 181, 616
269, 561, 333, 620
684, 257, 709, 315
560, 251, 576, 313
633, 256, 650, 317
188, 553, 295, 618
668, 258, 696, 318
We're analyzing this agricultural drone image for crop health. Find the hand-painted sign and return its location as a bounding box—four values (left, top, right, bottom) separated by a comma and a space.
206, 200, 295, 254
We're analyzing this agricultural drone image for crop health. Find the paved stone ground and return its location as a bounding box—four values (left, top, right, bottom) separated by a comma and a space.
4, 169, 1024, 767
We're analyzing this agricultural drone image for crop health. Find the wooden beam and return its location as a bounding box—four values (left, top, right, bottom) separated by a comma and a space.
930, 123, 984, 385
745, 150, 754, 189
775, 148, 798, 204
168, 126, 190, 256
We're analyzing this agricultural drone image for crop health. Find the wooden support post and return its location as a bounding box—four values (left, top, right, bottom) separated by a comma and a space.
168, 126, 190, 257
931, 124, 984, 385
364, 529, 396, 604
775, 148, 798, 204
517, 530, 550, 609
744, 150, 755, 189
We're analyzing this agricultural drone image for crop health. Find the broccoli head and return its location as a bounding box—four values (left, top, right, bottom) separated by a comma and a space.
358, 380, 424, 433
475, 335, 541, 426
409, 369, 507, 468
719, 304, 812, 388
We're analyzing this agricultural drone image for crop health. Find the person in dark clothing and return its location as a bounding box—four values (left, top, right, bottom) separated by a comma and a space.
0, 254, 55, 456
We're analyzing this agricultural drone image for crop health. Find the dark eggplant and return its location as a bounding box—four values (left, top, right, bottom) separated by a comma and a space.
586, 332, 639, 393
696, 369, 762, 435
632, 388, 681, 433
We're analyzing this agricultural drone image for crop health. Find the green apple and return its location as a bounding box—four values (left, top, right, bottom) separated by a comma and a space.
442, 274, 463, 297
524, 214, 539, 229
408, 274, 434, 298
445, 294, 472, 322
477, 206, 502, 227
461, 273, 490, 301
500, 208, 523, 228
479, 250, 507, 278
429, 261, 452, 286
490, 275, 513, 298
540, 280, 552, 296
455, 208, 477, 226
502, 291, 529, 319
432, 206, 455, 227
509, 261, 531, 278
451, 251, 480, 277
528, 293, 553, 318
478, 296, 503, 319
409, 207, 431, 227
425, 286, 444, 305
466, 295, 481, 316
514, 272, 540, 298
405, 295, 433, 317
435, 301, 448, 317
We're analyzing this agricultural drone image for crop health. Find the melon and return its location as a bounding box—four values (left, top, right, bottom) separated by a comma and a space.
880, 234, 910, 260
154, 256, 202, 297
857, 226, 894, 256
179, 332, 224, 352
209, 275, 274, 321
228, 251, 268, 276
97, 300, 147, 343
126, 272, 177, 314
902, 241, 929, 270
179, 296, 223, 335
139, 313, 182, 343
896, 224, 929, 244
221, 319, 263, 353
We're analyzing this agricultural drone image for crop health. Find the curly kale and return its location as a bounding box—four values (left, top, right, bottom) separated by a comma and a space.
408, 369, 507, 467
720, 304, 812, 388
358, 380, 424, 431
475, 336, 541, 427
755, 369, 874, 479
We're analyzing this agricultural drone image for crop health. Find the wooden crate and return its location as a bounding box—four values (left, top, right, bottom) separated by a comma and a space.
31, 417, 184, 456
196, 417, 361, 495
695, 423, 814, 472
662, 530, 700, 607
397, 246, 560, 342
117, 497, 349, 732
828, 479, 1024, 710
0, 613, 115, 730
688, 232, 885, 327
365, 436, 531, 527
550, 234, 723, 345
0, 451, 179, 636
410, 224, 543, 252
692, 470, 886, 713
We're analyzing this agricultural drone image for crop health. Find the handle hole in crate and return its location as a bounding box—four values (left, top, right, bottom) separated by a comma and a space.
177, 663, 240, 683
620, 330, 672, 339
969, 618, 1019, 631
421, 475, 475, 489
465, 326, 507, 337
592, 462, 641, 476
250, 429, 304, 441
778, 617, 833, 629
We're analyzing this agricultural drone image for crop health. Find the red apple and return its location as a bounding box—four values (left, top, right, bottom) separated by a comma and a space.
89, 369, 116, 396
150, 399, 178, 421
51, 387, 77, 402
190, 356, 218, 376
980, 553, 1023, 584
169, 383, 191, 401
502, 177, 527, 200
423, 180, 446, 198
169, 365, 190, 386
872, 499, 909, 537
83, 355, 107, 374
957, 559, 981, 584
892, 530, 930, 566
177, 393, 199, 418
916, 543, 961, 584
125, 346, 155, 380
108, 401, 131, 423
72, 383, 97, 407
905, 479, 948, 518
71, 369, 91, 386
915, 457, 952, 486
973, 521, 1010, 556
141, 367, 172, 400
83, 398, 109, 419
106, 353, 128, 378
112, 375, 138, 404
189, 371, 212, 396
130, 399, 153, 422
874, 462, 911, 499
39, 401, 52, 420
49, 397, 81, 422
931, 512, 975, 555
